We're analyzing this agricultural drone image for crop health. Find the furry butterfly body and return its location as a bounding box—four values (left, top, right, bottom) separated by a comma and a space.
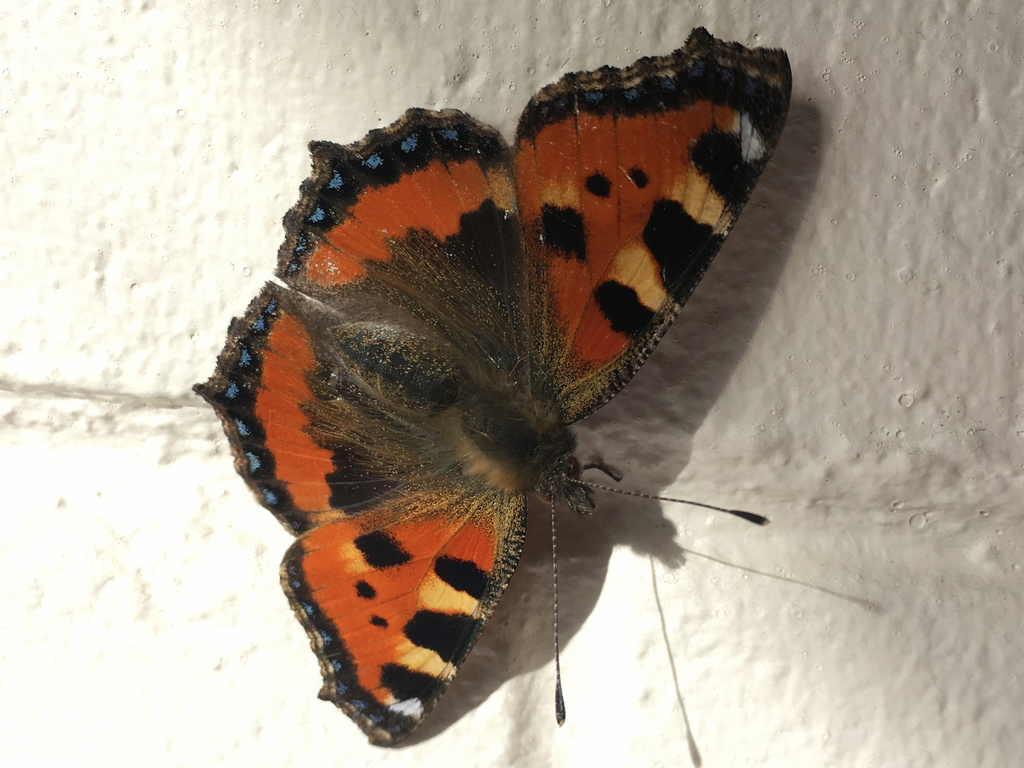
196, 28, 791, 745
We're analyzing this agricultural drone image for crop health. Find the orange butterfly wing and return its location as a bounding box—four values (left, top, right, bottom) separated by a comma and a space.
194, 284, 402, 535
276, 108, 530, 379
282, 487, 525, 745
515, 28, 791, 421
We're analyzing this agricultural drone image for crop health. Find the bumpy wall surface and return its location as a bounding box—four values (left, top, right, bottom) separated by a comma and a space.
3, 2, 1021, 766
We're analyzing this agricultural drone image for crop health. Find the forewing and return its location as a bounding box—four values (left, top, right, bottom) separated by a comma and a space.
514, 28, 791, 421
281, 486, 526, 746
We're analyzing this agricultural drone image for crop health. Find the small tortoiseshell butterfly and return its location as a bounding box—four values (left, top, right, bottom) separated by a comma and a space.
196, 28, 791, 746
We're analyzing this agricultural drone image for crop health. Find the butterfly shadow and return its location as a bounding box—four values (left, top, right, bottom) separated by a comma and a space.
402, 98, 825, 747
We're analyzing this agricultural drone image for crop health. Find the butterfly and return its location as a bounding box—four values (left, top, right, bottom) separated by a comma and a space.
195, 27, 791, 746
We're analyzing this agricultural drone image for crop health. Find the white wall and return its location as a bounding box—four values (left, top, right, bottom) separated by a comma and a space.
3, 1, 1021, 766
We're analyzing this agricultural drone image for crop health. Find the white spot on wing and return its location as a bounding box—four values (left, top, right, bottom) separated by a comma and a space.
390, 698, 425, 719
740, 113, 766, 163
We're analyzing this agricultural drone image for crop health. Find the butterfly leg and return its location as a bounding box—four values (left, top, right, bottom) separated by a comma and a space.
581, 460, 623, 483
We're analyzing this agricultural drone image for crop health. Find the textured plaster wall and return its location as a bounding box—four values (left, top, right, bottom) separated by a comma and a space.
2, 2, 1022, 766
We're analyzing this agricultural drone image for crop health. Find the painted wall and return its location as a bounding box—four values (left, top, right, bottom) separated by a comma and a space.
3, 1, 1021, 765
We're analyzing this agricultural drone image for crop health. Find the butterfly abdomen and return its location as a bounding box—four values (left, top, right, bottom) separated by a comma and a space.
315, 313, 574, 499
332, 322, 462, 411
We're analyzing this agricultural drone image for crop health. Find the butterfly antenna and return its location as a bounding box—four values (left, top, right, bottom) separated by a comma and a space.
582, 481, 769, 526
551, 495, 567, 726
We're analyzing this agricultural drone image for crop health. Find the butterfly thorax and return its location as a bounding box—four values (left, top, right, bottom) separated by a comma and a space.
454, 385, 594, 514
326, 314, 596, 512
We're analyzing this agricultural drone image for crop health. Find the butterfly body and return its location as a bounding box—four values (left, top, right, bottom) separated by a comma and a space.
196, 28, 790, 745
